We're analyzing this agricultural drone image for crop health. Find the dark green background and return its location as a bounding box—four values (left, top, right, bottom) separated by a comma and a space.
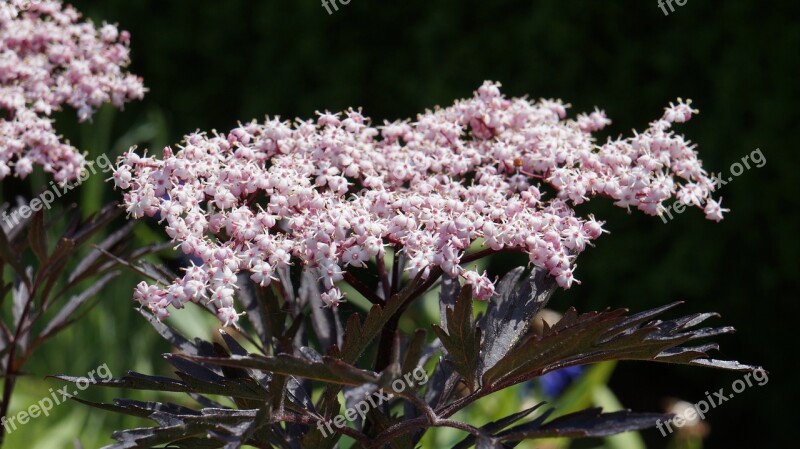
45, 0, 800, 447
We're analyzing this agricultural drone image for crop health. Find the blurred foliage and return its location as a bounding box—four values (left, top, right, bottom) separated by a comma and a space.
1, 0, 796, 447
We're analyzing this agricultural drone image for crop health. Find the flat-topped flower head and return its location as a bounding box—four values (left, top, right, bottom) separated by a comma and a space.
0, 0, 144, 182
116, 82, 720, 325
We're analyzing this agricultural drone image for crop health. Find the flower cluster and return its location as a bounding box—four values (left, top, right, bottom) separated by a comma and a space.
117, 82, 721, 325
0, 0, 144, 182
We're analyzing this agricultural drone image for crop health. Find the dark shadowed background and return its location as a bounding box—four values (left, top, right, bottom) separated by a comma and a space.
16, 0, 800, 447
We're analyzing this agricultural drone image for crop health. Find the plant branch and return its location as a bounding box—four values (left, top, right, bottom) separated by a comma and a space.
0, 282, 35, 446
460, 247, 502, 265
342, 272, 383, 305
276, 412, 370, 446
376, 251, 392, 301
366, 417, 428, 448
390, 248, 402, 296
93, 246, 166, 286
367, 415, 490, 448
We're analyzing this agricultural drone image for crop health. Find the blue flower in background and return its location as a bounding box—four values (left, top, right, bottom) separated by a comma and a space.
539, 365, 586, 397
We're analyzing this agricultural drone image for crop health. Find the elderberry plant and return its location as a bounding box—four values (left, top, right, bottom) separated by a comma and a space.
113, 82, 724, 325
0, 202, 168, 446
0, 2, 145, 445
0, 0, 144, 182
58, 84, 757, 448
59, 266, 756, 448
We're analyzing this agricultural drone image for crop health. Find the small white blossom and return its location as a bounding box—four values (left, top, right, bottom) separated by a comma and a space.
118, 82, 720, 322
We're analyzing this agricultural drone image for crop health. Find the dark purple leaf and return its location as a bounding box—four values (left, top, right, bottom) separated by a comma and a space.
432, 285, 481, 391
477, 267, 555, 378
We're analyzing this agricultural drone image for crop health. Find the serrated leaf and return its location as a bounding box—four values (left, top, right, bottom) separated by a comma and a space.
183, 353, 380, 387
67, 202, 121, 247
219, 330, 249, 357
12, 272, 32, 327
482, 304, 758, 388
68, 221, 135, 284
363, 408, 415, 449
340, 267, 439, 365
236, 273, 273, 349
423, 277, 461, 410
100, 408, 266, 449
34, 236, 76, 299
69, 396, 200, 419
275, 265, 296, 303
401, 329, 427, 375
51, 371, 189, 393
139, 310, 210, 356
39, 271, 119, 340
302, 268, 342, 352
475, 436, 503, 448
477, 267, 555, 377
0, 225, 30, 288
452, 402, 547, 449
432, 285, 481, 391
28, 209, 47, 263
495, 407, 669, 442
438, 274, 460, 329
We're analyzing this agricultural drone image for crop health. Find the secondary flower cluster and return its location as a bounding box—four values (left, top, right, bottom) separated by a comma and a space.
0, 0, 144, 182
116, 82, 722, 325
